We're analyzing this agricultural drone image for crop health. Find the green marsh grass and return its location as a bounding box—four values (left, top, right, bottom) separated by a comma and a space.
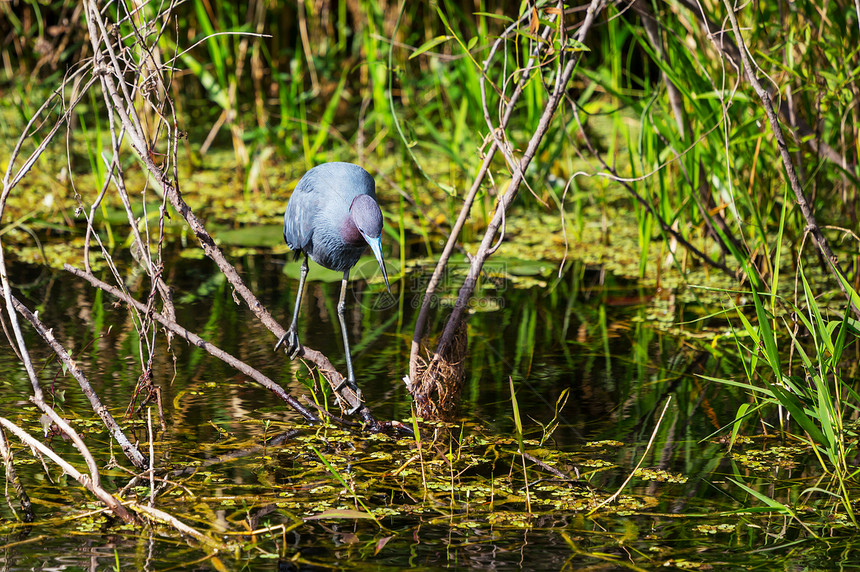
575, 4, 860, 522
707, 271, 860, 525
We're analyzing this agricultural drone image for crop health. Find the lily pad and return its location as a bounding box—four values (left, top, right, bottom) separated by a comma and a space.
216, 224, 283, 247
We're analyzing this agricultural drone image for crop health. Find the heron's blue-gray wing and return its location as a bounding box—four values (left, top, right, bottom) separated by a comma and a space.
283, 183, 320, 254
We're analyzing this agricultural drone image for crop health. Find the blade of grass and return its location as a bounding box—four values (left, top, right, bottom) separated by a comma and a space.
310, 446, 380, 526
509, 376, 531, 513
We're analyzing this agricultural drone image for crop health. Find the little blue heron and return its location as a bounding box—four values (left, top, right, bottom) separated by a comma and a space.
275, 162, 390, 413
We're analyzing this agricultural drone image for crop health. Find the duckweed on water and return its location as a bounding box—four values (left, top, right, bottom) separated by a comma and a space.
5, 412, 843, 568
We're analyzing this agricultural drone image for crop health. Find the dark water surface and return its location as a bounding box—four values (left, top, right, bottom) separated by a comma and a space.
0, 254, 851, 570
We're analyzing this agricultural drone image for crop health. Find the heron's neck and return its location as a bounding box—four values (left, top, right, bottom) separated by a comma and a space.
341, 216, 364, 245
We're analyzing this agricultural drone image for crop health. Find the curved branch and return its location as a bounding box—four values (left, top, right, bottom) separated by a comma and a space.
65, 265, 320, 423
433, 0, 608, 360
408, 10, 554, 381
0, 417, 137, 524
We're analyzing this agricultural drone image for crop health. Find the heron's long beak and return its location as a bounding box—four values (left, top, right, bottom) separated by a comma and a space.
366, 235, 390, 293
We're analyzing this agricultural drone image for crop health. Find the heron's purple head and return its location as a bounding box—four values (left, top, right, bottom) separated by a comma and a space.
347, 194, 390, 292
348, 194, 383, 240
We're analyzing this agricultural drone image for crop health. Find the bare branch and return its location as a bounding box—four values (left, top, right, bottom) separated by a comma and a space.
719, 0, 860, 319
0, 417, 137, 524
432, 0, 608, 362
65, 264, 321, 423
8, 295, 148, 469
408, 10, 552, 381
0, 428, 33, 523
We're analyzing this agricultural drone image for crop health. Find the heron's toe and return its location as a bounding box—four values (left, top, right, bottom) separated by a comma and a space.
275, 329, 303, 359
332, 378, 363, 415
346, 387, 364, 415
273, 333, 288, 352
288, 336, 303, 359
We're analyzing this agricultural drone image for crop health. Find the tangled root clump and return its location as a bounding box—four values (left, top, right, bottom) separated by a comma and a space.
411, 321, 468, 421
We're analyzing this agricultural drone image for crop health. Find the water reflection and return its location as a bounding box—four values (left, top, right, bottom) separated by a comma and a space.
2, 252, 748, 449
0, 253, 812, 569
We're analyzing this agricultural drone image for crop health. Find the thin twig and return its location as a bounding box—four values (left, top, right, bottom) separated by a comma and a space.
587, 397, 672, 514
570, 103, 734, 277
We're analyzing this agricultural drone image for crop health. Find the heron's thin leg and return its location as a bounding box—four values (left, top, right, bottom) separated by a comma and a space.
291, 254, 309, 332
337, 270, 355, 384
275, 253, 308, 358
334, 270, 363, 414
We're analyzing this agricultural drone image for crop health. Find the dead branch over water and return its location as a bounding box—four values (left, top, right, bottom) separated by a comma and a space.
65, 264, 319, 422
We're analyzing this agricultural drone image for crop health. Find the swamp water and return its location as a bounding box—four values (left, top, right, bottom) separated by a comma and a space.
0, 253, 856, 570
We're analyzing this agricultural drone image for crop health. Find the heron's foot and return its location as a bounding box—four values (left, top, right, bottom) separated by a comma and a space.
274, 328, 302, 359
334, 377, 364, 415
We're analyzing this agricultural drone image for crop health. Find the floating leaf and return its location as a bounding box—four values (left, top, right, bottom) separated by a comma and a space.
304, 508, 376, 520
374, 535, 394, 555
216, 224, 282, 247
